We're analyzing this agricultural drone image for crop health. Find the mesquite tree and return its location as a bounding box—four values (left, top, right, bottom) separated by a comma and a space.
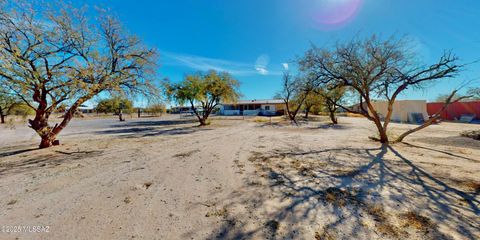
302, 91, 323, 118
299, 35, 462, 143
0, 87, 18, 123
279, 72, 313, 124
317, 87, 346, 124
0, 1, 157, 148
166, 70, 240, 126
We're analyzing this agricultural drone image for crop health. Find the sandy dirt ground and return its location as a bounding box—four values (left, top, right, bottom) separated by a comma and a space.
0, 116, 479, 240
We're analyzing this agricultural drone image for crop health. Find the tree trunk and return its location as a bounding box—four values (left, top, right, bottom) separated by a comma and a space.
288, 112, 297, 124
0, 107, 4, 124
199, 118, 207, 126
394, 119, 435, 143
118, 109, 125, 121
304, 106, 311, 118
373, 119, 389, 143
328, 109, 337, 124
39, 133, 57, 149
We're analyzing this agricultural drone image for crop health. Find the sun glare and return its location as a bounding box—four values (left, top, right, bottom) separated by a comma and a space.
312, 0, 363, 28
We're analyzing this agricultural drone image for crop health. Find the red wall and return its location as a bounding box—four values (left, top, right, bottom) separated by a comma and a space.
427, 101, 480, 120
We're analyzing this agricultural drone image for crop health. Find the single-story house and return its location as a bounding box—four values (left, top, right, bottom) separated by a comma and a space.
218, 99, 286, 116
370, 100, 428, 123
170, 106, 193, 114
427, 101, 480, 122
78, 104, 95, 114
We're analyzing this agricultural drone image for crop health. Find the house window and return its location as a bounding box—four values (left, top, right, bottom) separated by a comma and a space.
264, 106, 270, 110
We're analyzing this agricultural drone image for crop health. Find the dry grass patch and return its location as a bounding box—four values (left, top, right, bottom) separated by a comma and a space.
205, 207, 228, 218
399, 211, 433, 231
315, 227, 336, 240
363, 204, 404, 237
324, 187, 362, 207
332, 168, 361, 178
172, 149, 200, 158
460, 180, 480, 192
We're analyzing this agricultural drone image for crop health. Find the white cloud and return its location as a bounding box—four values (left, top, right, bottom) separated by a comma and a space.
255, 54, 270, 75
282, 63, 289, 70
162, 51, 283, 76
255, 67, 269, 75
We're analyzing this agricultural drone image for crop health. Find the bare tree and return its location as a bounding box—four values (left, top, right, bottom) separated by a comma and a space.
467, 87, 480, 99
299, 35, 462, 143
0, 1, 157, 148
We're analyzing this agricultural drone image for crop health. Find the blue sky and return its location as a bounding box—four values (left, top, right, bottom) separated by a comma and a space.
70, 0, 480, 105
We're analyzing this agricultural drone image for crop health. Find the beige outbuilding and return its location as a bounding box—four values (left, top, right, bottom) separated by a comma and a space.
370, 100, 428, 123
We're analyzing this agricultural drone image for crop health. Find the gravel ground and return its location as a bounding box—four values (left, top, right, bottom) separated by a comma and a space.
0, 116, 479, 239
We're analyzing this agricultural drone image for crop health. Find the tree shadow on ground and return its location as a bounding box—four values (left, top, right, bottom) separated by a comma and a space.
415, 136, 480, 150
308, 123, 351, 130
201, 144, 479, 239
0, 150, 103, 176
401, 142, 480, 163
109, 119, 198, 128
95, 121, 211, 138
0, 147, 38, 158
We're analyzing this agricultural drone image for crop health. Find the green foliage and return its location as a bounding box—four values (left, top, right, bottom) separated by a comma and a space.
0, 1, 157, 147
303, 91, 323, 114
96, 97, 134, 114
165, 70, 240, 125
166, 70, 240, 106
0, 91, 17, 112
10, 103, 35, 116
144, 104, 166, 115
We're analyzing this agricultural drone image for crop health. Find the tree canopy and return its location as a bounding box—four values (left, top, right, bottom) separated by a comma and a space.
96, 97, 134, 114
278, 72, 314, 124
0, 1, 157, 148
299, 35, 463, 143
0, 86, 19, 123
166, 70, 240, 125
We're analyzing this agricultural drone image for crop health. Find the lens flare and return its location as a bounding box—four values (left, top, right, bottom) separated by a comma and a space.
312, 0, 363, 29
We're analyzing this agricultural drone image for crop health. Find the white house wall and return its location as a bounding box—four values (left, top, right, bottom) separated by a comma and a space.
371, 100, 428, 123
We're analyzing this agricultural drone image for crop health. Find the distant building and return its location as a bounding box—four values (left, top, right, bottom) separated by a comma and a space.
170, 106, 193, 114
78, 104, 95, 114
370, 100, 428, 123
427, 101, 480, 122
219, 99, 286, 116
